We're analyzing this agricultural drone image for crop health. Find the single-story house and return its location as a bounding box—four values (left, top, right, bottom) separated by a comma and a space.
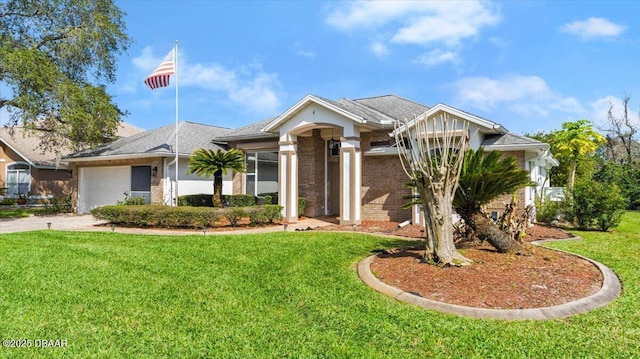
64, 121, 233, 213
64, 94, 557, 223
0, 123, 142, 201
215, 94, 557, 225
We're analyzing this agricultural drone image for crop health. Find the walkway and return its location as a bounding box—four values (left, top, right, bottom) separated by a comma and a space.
0, 214, 337, 235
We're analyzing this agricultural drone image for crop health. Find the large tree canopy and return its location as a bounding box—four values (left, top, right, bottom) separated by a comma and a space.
0, 0, 130, 151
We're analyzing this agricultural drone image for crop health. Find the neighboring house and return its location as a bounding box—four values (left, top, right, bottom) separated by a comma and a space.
214, 94, 558, 225
0, 123, 143, 201
64, 121, 233, 214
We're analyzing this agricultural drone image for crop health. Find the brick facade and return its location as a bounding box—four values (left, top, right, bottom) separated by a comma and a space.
297, 130, 326, 217
361, 131, 412, 222
0, 142, 71, 198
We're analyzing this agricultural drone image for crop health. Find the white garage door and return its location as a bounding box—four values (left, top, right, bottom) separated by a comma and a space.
78, 166, 130, 214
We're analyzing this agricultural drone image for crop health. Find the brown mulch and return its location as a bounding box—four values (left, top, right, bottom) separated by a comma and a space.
319, 221, 603, 309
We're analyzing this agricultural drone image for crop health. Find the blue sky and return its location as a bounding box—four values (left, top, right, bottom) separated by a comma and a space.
108, 1, 638, 135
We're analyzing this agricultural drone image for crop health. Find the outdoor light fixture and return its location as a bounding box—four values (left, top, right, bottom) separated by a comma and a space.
328, 129, 340, 156
110, 224, 116, 232
203, 226, 207, 235
67, 170, 73, 179
47, 222, 52, 229
152, 166, 158, 177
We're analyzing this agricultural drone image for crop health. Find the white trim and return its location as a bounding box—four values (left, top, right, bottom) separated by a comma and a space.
0, 139, 35, 167
263, 95, 366, 133
392, 103, 506, 137
64, 153, 188, 163
5, 161, 31, 197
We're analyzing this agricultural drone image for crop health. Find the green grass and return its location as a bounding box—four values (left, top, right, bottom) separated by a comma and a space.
0, 208, 42, 218
1, 212, 640, 358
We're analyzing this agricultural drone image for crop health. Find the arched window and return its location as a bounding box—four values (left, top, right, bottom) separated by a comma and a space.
6, 163, 30, 196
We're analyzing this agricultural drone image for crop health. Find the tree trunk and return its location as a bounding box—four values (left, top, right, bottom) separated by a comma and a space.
568, 160, 577, 190
420, 186, 472, 266
213, 171, 223, 208
471, 212, 529, 254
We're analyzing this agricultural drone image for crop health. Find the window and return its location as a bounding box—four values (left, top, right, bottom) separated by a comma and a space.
6, 163, 30, 197
245, 152, 278, 196
130, 166, 151, 204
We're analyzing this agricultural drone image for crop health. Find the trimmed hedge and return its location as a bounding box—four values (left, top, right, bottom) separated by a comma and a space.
177, 194, 258, 208
224, 194, 256, 207
91, 204, 283, 229
178, 194, 213, 207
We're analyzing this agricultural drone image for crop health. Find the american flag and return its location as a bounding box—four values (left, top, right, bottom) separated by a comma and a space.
144, 48, 175, 90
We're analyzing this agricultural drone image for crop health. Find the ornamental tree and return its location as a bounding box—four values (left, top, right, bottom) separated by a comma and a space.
395, 113, 471, 266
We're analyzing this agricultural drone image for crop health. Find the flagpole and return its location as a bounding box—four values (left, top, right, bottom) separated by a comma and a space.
174, 40, 179, 206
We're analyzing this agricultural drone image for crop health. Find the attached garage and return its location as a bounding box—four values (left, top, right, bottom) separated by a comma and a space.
64, 122, 235, 213
78, 166, 130, 214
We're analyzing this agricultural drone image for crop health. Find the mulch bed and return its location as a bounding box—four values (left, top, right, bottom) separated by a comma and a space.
319, 220, 603, 309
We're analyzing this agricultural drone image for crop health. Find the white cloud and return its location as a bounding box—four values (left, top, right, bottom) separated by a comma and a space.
296, 50, 316, 58
451, 75, 584, 117
326, 1, 500, 47
132, 47, 282, 114
370, 41, 389, 57
560, 17, 626, 41
413, 49, 460, 67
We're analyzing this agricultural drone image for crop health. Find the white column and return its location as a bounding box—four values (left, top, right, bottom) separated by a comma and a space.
278, 133, 298, 223
339, 137, 361, 225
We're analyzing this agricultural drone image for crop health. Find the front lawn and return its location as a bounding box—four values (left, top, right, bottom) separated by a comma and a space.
1, 212, 639, 357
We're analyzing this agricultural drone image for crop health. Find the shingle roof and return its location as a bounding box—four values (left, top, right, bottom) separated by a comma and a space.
216, 94, 432, 141
350, 95, 430, 122
481, 133, 549, 148
213, 118, 278, 142
0, 123, 144, 168
65, 121, 232, 160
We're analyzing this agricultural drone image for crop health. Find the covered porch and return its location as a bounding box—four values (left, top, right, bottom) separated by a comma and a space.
264, 95, 376, 225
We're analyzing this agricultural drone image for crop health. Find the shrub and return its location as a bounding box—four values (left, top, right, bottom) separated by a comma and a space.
223, 194, 256, 207
263, 204, 283, 223
1, 198, 16, 206
298, 197, 306, 217
178, 194, 213, 207
260, 192, 278, 204
535, 197, 562, 224
571, 179, 627, 231
92, 205, 221, 228
247, 207, 268, 226
46, 195, 73, 213
117, 196, 146, 206
224, 207, 247, 227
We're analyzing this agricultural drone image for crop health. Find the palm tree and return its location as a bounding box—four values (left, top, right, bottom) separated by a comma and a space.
187, 148, 246, 207
453, 147, 533, 253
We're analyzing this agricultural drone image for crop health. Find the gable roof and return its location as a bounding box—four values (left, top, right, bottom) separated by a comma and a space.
227, 94, 430, 140
481, 132, 552, 153
391, 103, 506, 137
65, 121, 232, 161
0, 123, 144, 168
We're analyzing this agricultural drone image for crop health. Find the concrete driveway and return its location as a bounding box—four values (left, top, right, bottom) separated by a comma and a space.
0, 214, 108, 234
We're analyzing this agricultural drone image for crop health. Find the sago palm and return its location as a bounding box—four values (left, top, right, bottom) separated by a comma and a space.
454, 147, 533, 253
187, 148, 246, 207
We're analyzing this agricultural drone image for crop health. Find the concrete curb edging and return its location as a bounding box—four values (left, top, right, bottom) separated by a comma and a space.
357, 236, 622, 320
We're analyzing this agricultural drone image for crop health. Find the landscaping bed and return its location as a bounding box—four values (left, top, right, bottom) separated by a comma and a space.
319, 220, 601, 309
